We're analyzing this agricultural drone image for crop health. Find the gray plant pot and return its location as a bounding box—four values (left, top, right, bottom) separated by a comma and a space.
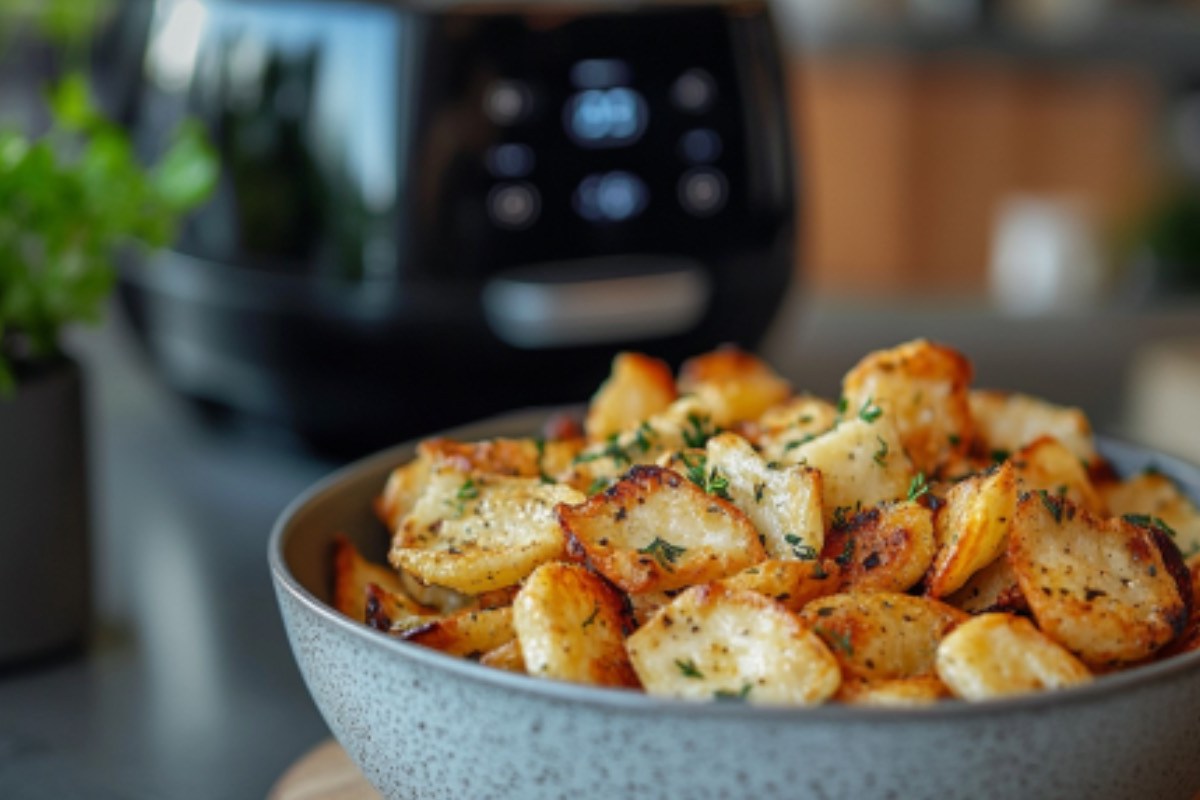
0, 357, 91, 664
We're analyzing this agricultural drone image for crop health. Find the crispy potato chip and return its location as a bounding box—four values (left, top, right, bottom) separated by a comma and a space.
820, 501, 936, 594
332, 533, 410, 623
559, 465, 766, 594
627, 584, 841, 705
927, 463, 1016, 598
1009, 492, 1190, 666
390, 468, 584, 594
717, 559, 841, 612
835, 675, 951, 707
702, 432, 824, 561
512, 562, 638, 688
1102, 471, 1200, 561
678, 346, 791, 427
841, 339, 974, 476
799, 592, 966, 681
789, 416, 915, 527
401, 605, 515, 658
479, 639, 526, 673
969, 390, 1096, 465
585, 352, 677, 443
936, 613, 1092, 700
1012, 436, 1105, 515
943, 555, 1027, 615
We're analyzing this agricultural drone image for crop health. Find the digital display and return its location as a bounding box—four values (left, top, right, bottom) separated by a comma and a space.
564, 87, 648, 149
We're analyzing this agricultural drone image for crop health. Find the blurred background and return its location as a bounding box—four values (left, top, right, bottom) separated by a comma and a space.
3, 1, 1200, 797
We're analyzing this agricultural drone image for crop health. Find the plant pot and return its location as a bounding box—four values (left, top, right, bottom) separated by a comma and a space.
0, 356, 91, 664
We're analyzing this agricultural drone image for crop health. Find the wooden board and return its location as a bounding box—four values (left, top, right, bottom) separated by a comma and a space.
268, 739, 381, 800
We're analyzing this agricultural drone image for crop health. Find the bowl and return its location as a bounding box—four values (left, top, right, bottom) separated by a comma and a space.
269, 409, 1200, 800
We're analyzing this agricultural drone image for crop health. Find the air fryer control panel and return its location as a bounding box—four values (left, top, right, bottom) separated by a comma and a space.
408, 5, 791, 279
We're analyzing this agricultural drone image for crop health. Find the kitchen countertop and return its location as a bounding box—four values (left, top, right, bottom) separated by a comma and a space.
2, 291, 1200, 799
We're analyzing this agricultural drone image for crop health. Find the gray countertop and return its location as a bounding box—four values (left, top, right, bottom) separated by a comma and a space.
2, 292, 1199, 798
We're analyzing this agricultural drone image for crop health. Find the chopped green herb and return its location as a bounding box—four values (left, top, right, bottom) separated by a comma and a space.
713, 684, 753, 701
457, 479, 479, 501
753, 482, 766, 504
638, 537, 687, 571
990, 448, 1011, 464
815, 626, 854, 656
836, 396, 849, 416
873, 435, 889, 467
858, 397, 883, 423
784, 434, 817, 452
784, 533, 817, 561
835, 536, 856, 567
683, 413, 718, 449
1037, 489, 1063, 523
831, 506, 850, 530
948, 433, 962, 447
1122, 514, 1178, 539
675, 658, 704, 679
907, 472, 930, 501
634, 421, 656, 454
586, 476, 612, 496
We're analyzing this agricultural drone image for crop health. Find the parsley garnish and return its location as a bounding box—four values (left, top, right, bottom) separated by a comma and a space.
753, 482, 766, 504
457, 479, 479, 501
1037, 489, 1064, 523
1122, 513, 1178, 539
907, 472, 930, 501
714, 684, 753, 701
948, 433, 962, 447
683, 413, 718, 449
784, 533, 817, 560
836, 396, 848, 416
815, 626, 854, 656
675, 658, 704, 679
858, 397, 883, 423
990, 448, 1010, 464
680, 453, 732, 500
873, 435, 888, 466
834, 536, 856, 567
586, 476, 612, 496
638, 537, 687, 571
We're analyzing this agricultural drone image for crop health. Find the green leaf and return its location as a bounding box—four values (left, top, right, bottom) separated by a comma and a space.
152, 121, 219, 212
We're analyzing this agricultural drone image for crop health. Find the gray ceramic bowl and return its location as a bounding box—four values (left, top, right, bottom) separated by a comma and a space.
269, 410, 1200, 800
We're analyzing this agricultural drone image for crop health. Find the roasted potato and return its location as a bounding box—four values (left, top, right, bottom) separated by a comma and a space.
627, 584, 841, 705
512, 562, 638, 687
969, 390, 1096, 465
841, 339, 974, 476
1008, 492, 1190, 666
820, 501, 937, 594
943, 555, 1027, 615
717, 559, 841, 613
390, 467, 585, 594
936, 613, 1092, 700
1101, 470, 1200, 561
677, 346, 791, 427
401, 605, 515, 658
332, 533, 411, 624
585, 352, 676, 443
927, 462, 1016, 598
1011, 435, 1105, 515
559, 465, 766, 594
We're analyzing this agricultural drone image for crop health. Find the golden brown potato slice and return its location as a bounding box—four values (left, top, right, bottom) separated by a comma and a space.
789, 416, 915, 527
362, 582, 440, 634
1009, 492, 1190, 666
677, 346, 791, 428
559, 465, 766, 594
376, 437, 583, 530
841, 339, 974, 477
799, 592, 967, 682
927, 462, 1017, 598
702, 432, 825, 561
835, 675, 951, 707
585, 352, 677, 443
1012, 436, 1105, 515
755, 395, 839, 446
717, 559, 841, 613
512, 562, 638, 688
332, 533, 411, 623
936, 613, 1092, 700
627, 584, 841, 705
969, 390, 1096, 465
1102, 470, 1200, 561
943, 555, 1027, 615
820, 501, 936, 594
401, 605, 515, 658
479, 639, 526, 673
390, 467, 585, 594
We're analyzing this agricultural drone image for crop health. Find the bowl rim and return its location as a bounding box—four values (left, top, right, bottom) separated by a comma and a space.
269, 408, 1200, 723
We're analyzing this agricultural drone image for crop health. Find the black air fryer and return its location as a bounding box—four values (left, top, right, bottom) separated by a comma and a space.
119, 0, 796, 454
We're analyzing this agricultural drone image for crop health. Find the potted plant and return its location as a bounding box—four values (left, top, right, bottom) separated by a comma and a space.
0, 69, 217, 663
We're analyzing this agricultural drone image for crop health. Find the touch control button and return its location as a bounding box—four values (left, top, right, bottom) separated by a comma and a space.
679, 128, 722, 164
574, 171, 649, 223
484, 80, 533, 125
671, 69, 717, 114
486, 143, 535, 178
489, 183, 541, 229
679, 168, 727, 217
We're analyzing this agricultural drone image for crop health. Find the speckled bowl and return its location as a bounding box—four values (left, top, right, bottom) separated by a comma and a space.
269, 410, 1200, 800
